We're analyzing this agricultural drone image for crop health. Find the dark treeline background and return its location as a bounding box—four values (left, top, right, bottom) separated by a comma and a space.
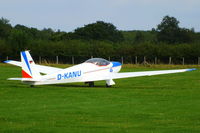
0, 15, 200, 64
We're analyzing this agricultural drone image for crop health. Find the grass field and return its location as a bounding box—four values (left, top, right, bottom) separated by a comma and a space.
0, 64, 200, 133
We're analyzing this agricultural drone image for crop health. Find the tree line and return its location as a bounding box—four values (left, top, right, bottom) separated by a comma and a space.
0, 16, 200, 63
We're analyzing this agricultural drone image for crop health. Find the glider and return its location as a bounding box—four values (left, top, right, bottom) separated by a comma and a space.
4, 51, 196, 87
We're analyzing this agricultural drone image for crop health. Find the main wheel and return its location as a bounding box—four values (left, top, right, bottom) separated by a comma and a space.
88, 82, 94, 87
106, 84, 112, 87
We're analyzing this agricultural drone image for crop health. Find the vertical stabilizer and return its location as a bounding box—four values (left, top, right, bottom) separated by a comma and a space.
21, 51, 41, 79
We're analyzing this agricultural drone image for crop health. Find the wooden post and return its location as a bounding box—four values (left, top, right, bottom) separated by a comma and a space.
6, 56, 8, 60
39, 56, 41, 64
135, 56, 137, 64
121, 56, 123, 64
130, 56, 132, 64
72, 56, 74, 64
56, 56, 59, 64
155, 57, 157, 64
144, 56, 146, 62
182, 57, 184, 65
198, 57, 200, 65
169, 57, 172, 64
91, 56, 93, 59
108, 56, 110, 61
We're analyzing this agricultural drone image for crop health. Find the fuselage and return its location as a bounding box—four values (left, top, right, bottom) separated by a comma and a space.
27, 60, 122, 85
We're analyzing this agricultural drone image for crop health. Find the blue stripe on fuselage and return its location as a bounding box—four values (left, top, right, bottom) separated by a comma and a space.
112, 62, 122, 67
21, 51, 32, 75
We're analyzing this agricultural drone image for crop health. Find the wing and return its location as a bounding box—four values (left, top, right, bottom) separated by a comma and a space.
110, 68, 196, 79
4, 60, 63, 74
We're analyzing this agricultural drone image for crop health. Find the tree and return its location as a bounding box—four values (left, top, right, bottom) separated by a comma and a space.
50, 30, 68, 41
15, 24, 44, 40
0, 17, 12, 39
74, 21, 124, 42
156, 15, 194, 44
40, 28, 54, 40
8, 29, 29, 51
156, 16, 180, 43
134, 31, 144, 43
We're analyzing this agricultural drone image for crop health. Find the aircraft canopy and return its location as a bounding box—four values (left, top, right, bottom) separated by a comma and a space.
85, 58, 110, 66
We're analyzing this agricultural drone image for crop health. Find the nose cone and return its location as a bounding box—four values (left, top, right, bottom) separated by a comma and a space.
112, 62, 122, 67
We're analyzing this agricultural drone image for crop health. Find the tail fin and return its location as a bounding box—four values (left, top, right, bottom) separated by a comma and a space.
21, 51, 41, 79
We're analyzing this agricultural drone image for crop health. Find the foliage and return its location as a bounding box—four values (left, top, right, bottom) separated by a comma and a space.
73, 21, 124, 42
0, 17, 12, 39
156, 15, 194, 44
0, 16, 200, 62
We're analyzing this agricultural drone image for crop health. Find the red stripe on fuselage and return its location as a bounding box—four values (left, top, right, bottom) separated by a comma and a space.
22, 70, 32, 78
83, 67, 110, 74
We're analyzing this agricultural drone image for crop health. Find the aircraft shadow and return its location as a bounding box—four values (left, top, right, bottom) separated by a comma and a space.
48, 83, 109, 88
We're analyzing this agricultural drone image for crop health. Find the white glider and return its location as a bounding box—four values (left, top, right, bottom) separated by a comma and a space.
4, 51, 196, 87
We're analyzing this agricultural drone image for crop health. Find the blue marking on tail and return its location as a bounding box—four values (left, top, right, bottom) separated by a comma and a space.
21, 51, 32, 75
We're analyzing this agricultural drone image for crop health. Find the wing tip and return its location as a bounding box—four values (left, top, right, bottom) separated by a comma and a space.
4, 60, 13, 63
187, 68, 197, 71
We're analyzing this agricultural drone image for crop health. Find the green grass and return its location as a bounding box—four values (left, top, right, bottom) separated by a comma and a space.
0, 64, 200, 133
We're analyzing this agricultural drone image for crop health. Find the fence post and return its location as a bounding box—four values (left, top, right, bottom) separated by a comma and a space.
130, 56, 132, 64
135, 56, 137, 64
169, 57, 172, 64
182, 57, 184, 65
56, 56, 59, 64
155, 57, 157, 64
6, 56, 8, 60
121, 56, 123, 64
144, 56, 146, 63
198, 57, 200, 65
72, 56, 74, 64
91, 56, 93, 59
39, 56, 41, 64
108, 56, 110, 61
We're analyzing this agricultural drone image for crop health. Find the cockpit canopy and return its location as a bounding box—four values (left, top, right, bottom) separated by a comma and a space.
85, 58, 110, 66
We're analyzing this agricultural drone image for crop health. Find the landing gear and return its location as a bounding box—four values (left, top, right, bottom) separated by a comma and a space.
89, 82, 94, 87
85, 82, 95, 87
106, 79, 115, 87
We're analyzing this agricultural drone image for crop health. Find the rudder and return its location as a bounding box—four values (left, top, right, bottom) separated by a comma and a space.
21, 51, 41, 79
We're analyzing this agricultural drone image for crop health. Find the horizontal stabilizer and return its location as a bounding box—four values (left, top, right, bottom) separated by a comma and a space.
8, 78, 40, 81
4, 60, 21, 67
4, 60, 63, 74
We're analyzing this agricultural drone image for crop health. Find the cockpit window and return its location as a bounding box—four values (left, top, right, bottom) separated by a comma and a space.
85, 58, 110, 66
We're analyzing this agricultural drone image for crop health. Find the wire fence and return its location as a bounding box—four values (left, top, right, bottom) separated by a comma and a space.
1, 55, 200, 65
